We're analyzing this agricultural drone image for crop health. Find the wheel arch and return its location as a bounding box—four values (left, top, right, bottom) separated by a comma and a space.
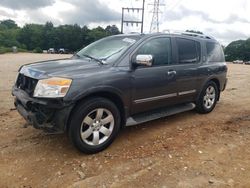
65, 90, 126, 132
210, 78, 220, 92
196, 77, 221, 102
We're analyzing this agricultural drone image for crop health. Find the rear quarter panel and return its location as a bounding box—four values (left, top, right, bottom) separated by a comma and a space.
196, 62, 228, 96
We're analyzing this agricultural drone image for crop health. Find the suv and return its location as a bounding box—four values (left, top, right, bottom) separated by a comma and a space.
12, 32, 227, 153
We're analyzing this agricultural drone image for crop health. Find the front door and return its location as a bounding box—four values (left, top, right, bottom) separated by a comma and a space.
131, 37, 179, 114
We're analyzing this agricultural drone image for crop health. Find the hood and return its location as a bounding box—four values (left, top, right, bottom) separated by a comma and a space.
20, 58, 107, 79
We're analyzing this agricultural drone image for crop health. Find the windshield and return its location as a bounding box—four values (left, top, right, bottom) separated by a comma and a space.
76, 36, 139, 64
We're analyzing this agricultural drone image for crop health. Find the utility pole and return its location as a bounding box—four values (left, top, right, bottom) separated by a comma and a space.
121, 0, 145, 34
149, 0, 164, 33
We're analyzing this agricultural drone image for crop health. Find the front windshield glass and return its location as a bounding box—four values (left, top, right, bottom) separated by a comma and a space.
76, 36, 139, 64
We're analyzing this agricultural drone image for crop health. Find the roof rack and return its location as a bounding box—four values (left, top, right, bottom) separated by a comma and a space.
162, 29, 214, 39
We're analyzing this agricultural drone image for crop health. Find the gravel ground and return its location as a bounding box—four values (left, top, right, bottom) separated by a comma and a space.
0, 53, 250, 188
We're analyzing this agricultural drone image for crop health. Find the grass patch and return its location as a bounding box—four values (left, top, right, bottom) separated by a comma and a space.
0, 46, 28, 54
0, 46, 12, 54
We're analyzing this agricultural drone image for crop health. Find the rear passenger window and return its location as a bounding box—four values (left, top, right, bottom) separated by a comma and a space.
136, 37, 172, 66
206, 42, 225, 62
176, 38, 201, 64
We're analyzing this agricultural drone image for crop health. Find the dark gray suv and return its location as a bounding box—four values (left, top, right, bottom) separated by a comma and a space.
12, 32, 227, 153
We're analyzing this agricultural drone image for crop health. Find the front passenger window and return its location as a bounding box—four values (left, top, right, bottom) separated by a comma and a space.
136, 37, 172, 66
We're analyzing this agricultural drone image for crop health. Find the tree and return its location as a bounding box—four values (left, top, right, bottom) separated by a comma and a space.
186, 30, 203, 34
17, 24, 43, 50
54, 24, 83, 51
0, 19, 18, 30
87, 26, 108, 43
224, 40, 246, 61
0, 20, 20, 47
105, 25, 120, 35
0, 19, 121, 52
42, 21, 56, 50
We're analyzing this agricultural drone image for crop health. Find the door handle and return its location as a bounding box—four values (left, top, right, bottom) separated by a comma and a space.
167, 70, 176, 76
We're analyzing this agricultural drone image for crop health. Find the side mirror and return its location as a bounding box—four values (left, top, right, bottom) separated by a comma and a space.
135, 54, 153, 67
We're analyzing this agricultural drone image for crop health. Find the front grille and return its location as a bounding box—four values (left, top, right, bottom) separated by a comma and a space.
16, 74, 38, 96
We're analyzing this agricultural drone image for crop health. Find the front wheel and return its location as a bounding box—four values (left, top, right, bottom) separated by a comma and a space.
195, 81, 219, 114
69, 97, 121, 154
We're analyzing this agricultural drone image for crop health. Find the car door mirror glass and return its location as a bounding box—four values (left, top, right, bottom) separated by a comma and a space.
135, 54, 153, 67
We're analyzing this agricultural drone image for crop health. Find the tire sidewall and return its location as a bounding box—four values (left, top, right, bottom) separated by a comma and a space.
69, 98, 121, 154
197, 81, 219, 113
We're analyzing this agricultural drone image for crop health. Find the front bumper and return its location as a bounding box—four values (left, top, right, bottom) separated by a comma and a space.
12, 87, 74, 132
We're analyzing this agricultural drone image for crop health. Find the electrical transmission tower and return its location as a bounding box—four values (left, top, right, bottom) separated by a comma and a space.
121, 0, 145, 33
149, 0, 164, 33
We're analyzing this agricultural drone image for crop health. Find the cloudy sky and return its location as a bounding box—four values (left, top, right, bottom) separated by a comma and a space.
0, 0, 250, 45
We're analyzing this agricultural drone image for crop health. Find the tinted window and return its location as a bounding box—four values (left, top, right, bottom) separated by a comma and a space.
176, 38, 201, 64
136, 37, 171, 66
206, 42, 225, 62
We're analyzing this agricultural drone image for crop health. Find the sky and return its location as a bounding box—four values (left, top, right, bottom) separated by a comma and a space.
0, 0, 250, 45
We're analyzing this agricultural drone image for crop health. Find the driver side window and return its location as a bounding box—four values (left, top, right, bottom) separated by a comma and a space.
136, 37, 172, 66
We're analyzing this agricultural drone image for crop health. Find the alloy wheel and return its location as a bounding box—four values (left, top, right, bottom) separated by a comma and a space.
80, 108, 114, 146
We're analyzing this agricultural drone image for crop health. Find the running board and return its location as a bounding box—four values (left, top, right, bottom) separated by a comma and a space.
126, 103, 195, 126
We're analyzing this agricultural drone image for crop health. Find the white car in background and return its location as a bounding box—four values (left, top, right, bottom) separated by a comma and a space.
48, 48, 55, 54
233, 60, 243, 64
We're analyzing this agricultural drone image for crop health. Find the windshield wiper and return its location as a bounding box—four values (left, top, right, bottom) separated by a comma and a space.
81, 54, 105, 65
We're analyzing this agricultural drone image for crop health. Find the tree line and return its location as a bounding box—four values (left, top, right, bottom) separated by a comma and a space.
224, 39, 250, 61
0, 19, 120, 53
1, 19, 249, 61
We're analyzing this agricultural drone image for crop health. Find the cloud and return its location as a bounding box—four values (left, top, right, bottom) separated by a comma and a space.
26, 9, 61, 25
0, 9, 15, 18
0, 0, 55, 10
205, 28, 248, 44
60, 0, 120, 25
223, 14, 250, 24
163, 6, 250, 24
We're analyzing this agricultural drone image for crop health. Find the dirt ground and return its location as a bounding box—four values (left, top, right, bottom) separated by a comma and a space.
0, 53, 249, 188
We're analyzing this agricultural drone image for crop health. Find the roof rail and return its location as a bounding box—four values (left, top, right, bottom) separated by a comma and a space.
162, 29, 214, 39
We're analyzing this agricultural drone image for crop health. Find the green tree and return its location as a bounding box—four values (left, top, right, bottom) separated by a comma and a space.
87, 26, 108, 43
42, 21, 56, 50
224, 40, 246, 61
105, 25, 120, 35
0, 20, 20, 47
0, 19, 18, 30
17, 24, 43, 50
186, 30, 203, 34
0, 19, 120, 53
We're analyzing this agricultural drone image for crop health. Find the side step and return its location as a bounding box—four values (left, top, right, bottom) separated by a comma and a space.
126, 103, 195, 126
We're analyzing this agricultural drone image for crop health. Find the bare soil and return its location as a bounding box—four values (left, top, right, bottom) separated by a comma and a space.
0, 53, 249, 188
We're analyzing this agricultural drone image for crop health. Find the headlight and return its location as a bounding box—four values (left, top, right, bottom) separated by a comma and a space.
33, 77, 72, 98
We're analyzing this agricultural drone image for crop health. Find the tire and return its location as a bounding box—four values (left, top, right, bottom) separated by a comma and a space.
69, 97, 121, 154
195, 81, 219, 114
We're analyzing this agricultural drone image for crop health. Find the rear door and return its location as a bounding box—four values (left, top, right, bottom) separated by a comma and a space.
172, 37, 202, 103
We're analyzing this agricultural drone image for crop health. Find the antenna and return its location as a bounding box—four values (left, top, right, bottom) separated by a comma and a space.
149, 0, 164, 33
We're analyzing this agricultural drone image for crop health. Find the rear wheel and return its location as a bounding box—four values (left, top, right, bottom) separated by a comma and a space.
69, 97, 121, 154
196, 81, 219, 114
